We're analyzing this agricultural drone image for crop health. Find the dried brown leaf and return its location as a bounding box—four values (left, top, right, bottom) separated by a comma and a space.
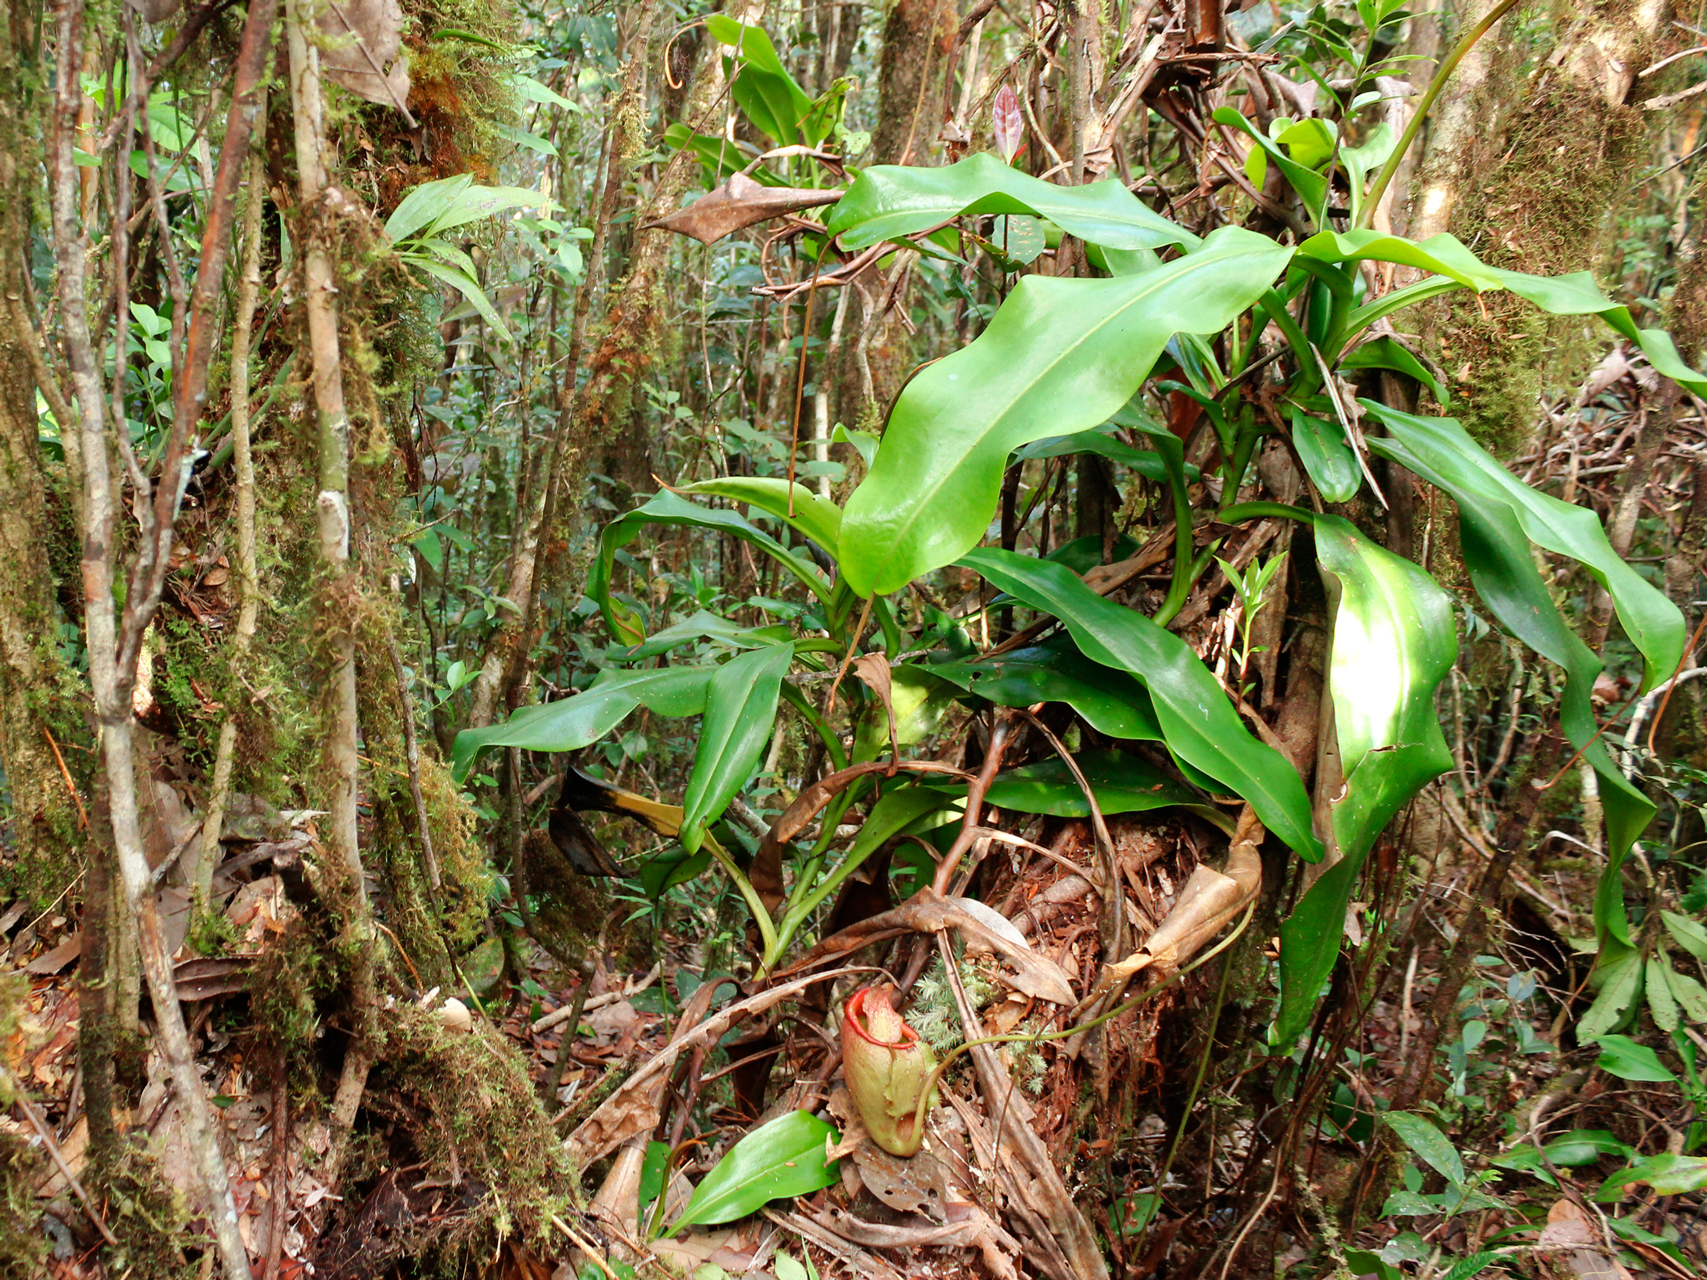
645, 173, 840, 245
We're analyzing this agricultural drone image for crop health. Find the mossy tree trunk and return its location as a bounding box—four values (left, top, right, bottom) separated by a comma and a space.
1409, 0, 1669, 453
0, 0, 78, 898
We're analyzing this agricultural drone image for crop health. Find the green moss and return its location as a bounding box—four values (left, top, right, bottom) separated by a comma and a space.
1427, 10, 1659, 455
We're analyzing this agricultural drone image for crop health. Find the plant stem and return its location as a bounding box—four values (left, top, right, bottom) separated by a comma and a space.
1355, 0, 1521, 231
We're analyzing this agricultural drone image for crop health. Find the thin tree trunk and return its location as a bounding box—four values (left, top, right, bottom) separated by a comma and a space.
49, 2, 258, 1274
284, 0, 376, 1183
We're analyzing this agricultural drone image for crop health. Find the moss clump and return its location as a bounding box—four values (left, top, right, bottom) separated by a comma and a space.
1426, 8, 1658, 455
345, 1001, 580, 1260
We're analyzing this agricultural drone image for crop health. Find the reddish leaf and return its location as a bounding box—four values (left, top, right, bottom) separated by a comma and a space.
992, 84, 1024, 166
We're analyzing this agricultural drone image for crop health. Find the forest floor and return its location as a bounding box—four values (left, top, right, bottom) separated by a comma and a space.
5, 799, 1704, 1280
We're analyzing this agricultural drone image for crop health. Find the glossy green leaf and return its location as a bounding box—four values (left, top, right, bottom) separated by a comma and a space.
1289, 404, 1360, 503
826, 152, 1194, 253
1362, 401, 1683, 942
677, 476, 843, 559
1544, 1130, 1635, 1166
1015, 428, 1181, 485
1666, 965, 1707, 1023
930, 640, 1165, 742
680, 644, 793, 854
1338, 335, 1447, 405
662, 123, 770, 186
774, 784, 953, 951
449, 665, 711, 781
959, 549, 1321, 859
638, 1140, 671, 1229
590, 491, 831, 643
620, 610, 794, 662
704, 18, 815, 147
665, 1110, 840, 1234
841, 228, 1293, 594
1213, 109, 1329, 222
638, 846, 713, 900
1296, 228, 1502, 293
1489, 267, 1707, 399
1277, 515, 1456, 1044
1382, 1112, 1464, 1187
411, 256, 513, 343
979, 750, 1233, 832
1593, 1033, 1678, 1083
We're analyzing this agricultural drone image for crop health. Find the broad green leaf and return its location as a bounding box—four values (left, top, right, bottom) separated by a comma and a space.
841, 228, 1292, 594
776, 784, 952, 945
1275, 116, 1336, 170
1314, 515, 1456, 797
1214, 110, 1329, 221
825, 151, 1195, 253
978, 750, 1233, 832
665, 1111, 840, 1233
638, 846, 714, 900
1382, 1112, 1464, 1187
959, 549, 1321, 860
1440, 1253, 1500, 1280
1339, 335, 1447, 405
621, 610, 794, 662
1358, 406, 1679, 682
1665, 965, 1707, 1023
386, 173, 475, 244
1343, 1251, 1402, 1280
1277, 516, 1455, 1044
831, 424, 877, 469
1298, 231, 1707, 396
705, 18, 815, 146
1578, 947, 1643, 1042
930, 640, 1165, 743
449, 665, 712, 781
510, 71, 576, 112
1544, 1130, 1634, 1166
638, 1140, 671, 1228
590, 491, 832, 643
1592, 1033, 1677, 1083
1289, 405, 1360, 503
1015, 428, 1182, 485
1379, 1189, 1437, 1216
1297, 228, 1503, 293
680, 644, 792, 854
1363, 401, 1683, 942
1489, 267, 1707, 400
677, 477, 843, 558
662, 123, 771, 186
